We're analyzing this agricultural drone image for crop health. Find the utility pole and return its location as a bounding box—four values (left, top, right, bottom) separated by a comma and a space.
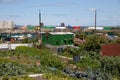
39, 10, 42, 48
39, 10, 41, 39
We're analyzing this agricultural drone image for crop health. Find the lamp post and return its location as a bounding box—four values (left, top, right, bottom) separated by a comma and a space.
91, 8, 97, 31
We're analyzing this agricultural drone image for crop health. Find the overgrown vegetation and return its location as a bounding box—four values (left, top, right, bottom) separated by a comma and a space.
0, 30, 120, 79
59, 31, 120, 79
0, 46, 67, 79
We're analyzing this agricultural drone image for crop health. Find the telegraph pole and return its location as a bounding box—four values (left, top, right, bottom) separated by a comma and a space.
39, 10, 41, 38
39, 10, 42, 48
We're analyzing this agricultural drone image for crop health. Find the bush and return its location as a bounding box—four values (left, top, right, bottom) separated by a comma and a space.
83, 35, 109, 52
76, 56, 101, 70
15, 46, 41, 57
40, 53, 66, 70
15, 46, 66, 70
0, 62, 26, 76
100, 56, 120, 77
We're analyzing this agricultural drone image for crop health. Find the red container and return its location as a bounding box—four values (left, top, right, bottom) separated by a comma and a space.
73, 26, 80, 31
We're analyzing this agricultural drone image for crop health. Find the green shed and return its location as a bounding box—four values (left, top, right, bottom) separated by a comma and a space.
27, 25, 35, 30
42, 26, 55, 29
103, 27, 112, 30
42, 32, 74, 46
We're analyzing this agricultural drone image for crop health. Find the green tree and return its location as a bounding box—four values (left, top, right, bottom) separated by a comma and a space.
84, 35, 109, 52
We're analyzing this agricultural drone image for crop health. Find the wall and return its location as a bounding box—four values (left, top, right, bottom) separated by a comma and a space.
0, 43, 32, 50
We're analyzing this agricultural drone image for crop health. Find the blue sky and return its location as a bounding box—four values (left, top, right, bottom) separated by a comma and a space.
0, 0, 120, 26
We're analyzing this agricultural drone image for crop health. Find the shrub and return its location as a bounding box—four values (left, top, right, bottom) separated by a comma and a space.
0, 62, 26, 76
100, 56, 120, 77
15, 46, 40, 57
15, 46, 66, 70
40, 53, 66, 70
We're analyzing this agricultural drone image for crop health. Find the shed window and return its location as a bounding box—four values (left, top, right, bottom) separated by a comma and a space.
68, 39, 73, 44
56, 41, 59, 45
64, 40, 67, 44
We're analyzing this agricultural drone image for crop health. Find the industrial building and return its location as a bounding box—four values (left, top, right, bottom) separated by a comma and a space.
0, 21, 14, 29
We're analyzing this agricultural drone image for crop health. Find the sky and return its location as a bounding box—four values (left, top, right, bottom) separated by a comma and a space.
0, 0, 120, 26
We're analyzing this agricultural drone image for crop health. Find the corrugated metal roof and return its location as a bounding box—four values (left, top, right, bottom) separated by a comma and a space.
49, 32, 74, 35
102, 44, 120, 56
55, 27, 66, 29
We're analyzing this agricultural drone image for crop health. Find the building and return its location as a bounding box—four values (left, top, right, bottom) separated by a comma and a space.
0, 21, 14, 29
73, 26, 81, 31
103, 26, 112, 30
42, 26, 55, 32
42, 32, 74, 46
88, 26, 103, 30
101, 44, 120, 56
0, 21, 4, 29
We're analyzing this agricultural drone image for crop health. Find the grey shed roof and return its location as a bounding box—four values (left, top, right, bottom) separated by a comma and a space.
49, 32, 74, 35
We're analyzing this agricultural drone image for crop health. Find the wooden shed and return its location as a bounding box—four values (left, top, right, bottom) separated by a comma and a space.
101, 44, 120, 56
42, 32, 74, 46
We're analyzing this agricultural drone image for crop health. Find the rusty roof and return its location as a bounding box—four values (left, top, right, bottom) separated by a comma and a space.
101, 44, 120, 56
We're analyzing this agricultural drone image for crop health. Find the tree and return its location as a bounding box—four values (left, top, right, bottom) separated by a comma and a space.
83, 35, 109, 52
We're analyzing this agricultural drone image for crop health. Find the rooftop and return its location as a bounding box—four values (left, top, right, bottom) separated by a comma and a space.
49, 32, 74, 35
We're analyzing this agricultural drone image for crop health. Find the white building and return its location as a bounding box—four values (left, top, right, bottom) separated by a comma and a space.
0, 21, 4, 28
88, 26, 103, 30
0, 21, 14, 29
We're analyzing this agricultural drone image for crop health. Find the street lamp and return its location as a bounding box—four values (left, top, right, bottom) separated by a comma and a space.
91, 8, 97, 31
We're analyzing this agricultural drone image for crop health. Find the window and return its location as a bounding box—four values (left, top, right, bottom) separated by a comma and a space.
64, 40, 67, 44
